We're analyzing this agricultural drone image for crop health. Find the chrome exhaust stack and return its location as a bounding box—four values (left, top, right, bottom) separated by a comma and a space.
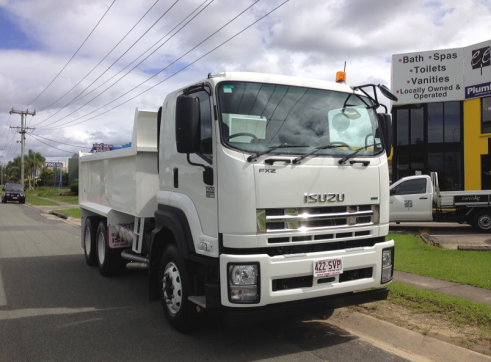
121, 250, 149, 270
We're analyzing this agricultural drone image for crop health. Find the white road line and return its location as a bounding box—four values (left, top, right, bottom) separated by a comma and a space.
0, 307, 99, 320
0, 268, 7, 307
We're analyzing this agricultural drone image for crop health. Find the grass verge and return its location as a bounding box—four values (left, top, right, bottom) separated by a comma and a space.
389, 233, 491, 289
27, 196, 59, 206
45, 195, 79, 204
50, 208, 81, 218
354, 282, 491, 355
388, 282, 491, 328
26, 186, 71, 197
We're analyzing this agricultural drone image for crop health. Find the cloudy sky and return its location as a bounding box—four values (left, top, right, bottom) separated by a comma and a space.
1, 0, 491, 164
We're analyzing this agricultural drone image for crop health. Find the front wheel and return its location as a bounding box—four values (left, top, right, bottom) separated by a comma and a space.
472, 210, 491, 232
159, 244, 194, 332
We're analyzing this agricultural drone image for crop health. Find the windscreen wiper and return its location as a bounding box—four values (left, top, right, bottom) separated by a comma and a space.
247, 144, 309, 162
338, 143, 381, 165
292, 144, 349, 164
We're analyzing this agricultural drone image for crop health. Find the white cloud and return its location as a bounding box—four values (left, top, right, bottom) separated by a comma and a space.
1, 0, 491, 163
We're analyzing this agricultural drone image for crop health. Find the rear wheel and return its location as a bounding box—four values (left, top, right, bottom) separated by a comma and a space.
472, 210, 491, 232
96, 220, 123, 276
84, 217, 98, 266
159, 244, 194, 332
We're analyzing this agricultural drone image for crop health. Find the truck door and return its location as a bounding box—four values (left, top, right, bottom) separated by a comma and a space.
178, 89, 218, 238
390, 178, 433, 221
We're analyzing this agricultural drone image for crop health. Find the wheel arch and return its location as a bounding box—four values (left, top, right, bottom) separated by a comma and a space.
150, 205, 195, 270
148, 206, 195, 301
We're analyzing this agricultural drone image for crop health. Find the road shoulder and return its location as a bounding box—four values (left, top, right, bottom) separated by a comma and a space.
328, 309, 491, 362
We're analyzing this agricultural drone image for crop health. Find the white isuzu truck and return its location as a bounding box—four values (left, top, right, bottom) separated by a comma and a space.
79, 72, 397, 331
390, 172, 491, 232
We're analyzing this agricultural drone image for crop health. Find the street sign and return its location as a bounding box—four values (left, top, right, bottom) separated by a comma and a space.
45, 162, 63, 167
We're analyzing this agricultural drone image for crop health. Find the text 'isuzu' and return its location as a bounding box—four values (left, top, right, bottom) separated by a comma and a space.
79, 72, 397, 332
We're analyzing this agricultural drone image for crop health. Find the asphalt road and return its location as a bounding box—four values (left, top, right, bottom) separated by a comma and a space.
0, 203, 411, 362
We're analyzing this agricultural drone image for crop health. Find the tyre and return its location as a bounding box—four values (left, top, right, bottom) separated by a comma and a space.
1, 198, 6, 204
472, 210, 491, 232
84, 217, 98, 266
159, 244, 194, 332
96, 220, 123, 276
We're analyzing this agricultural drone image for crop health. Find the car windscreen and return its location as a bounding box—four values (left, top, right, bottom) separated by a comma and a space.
5, 184, 23, 191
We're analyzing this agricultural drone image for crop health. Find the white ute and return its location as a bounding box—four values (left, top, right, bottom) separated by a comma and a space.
80, 72, 397, 331
390, 172, 491, 232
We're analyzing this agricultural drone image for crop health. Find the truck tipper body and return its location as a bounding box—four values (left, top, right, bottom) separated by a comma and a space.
80, 72, 396, 331
390, 172, 491, 232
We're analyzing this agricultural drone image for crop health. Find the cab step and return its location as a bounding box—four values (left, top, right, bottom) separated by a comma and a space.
188, 295, 206, 308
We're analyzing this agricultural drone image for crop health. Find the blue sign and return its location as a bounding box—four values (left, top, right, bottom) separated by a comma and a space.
45, 162, 63, 167
91, 143, 113, 153
465, 80, 491, 99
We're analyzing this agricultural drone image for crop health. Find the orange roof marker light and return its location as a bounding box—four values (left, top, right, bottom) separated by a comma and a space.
336, 71, 346, 84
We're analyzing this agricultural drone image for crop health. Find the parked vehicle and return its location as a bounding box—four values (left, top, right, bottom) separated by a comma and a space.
79, 72, 397, 331
390, 172, 491, 232
1, 183, 26, 204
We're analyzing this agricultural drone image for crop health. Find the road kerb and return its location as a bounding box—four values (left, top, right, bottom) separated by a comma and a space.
327, 309, 491, 362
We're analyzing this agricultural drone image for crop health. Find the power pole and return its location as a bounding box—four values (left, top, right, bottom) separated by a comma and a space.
9, 108, 36, 189
0, 150, 3, 186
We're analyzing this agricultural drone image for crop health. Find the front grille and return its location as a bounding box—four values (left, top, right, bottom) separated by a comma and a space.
272, 267, 373, 291
257, 205, 379, 233
268, 230, 374, 244
221, 236, 384, 257
339, 267, 373, 283
272, 276, 313, 291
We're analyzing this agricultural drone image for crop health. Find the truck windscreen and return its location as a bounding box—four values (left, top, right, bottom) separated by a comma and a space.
217, 82, 384, 158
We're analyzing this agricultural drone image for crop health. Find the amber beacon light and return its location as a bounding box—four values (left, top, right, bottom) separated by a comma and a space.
336, 71, 346, 83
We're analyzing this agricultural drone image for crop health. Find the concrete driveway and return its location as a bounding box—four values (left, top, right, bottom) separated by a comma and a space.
389, 221, 491, 250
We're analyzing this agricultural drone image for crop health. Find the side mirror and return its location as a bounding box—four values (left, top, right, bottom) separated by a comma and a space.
378, 84, 398, 102
377, 113, 393, 158
390, 188, 396, 196
175, 94, 201, 154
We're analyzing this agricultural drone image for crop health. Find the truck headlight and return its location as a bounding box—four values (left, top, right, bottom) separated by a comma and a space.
381, 247, 394, 284
228, 263, 260, 303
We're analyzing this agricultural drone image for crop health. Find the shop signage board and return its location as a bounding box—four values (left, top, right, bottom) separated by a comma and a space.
45, 162, 63, 167
392, 47, 464, 104
463, 39, 491, 99
91, 143, 114, 153
392, 39, 491, 104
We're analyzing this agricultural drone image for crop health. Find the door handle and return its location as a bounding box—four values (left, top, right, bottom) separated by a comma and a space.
419, 197, 428, 199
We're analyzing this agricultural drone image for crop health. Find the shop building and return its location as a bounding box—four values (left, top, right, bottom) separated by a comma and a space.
391, 40, 491, 191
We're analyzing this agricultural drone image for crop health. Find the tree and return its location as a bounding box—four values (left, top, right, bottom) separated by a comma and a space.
5, 157, 21, 183
39, 168, 54, 186
25, 149, 45, 179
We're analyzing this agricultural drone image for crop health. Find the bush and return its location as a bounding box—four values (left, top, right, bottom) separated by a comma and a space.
70, 179, 79, 195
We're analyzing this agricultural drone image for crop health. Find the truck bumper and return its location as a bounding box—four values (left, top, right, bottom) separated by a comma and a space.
219, 240, 394, 308
221, 287, 389, 327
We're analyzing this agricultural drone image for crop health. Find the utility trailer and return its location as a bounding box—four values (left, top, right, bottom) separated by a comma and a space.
80, 72, 397, 331
390, 172, 491, 231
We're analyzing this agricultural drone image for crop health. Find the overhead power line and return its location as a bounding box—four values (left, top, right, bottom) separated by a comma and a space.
0, 113, 13, 151
29, 133, 89, 149
35, 0, 162, 115
33, 0, 205, 129
28, 134, 85, 154
38, 0, 263, 130
23, 0, 117, 111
